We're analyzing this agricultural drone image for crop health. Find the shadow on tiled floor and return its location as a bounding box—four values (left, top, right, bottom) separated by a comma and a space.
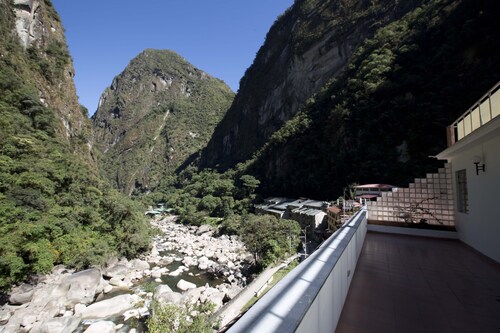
336, 232, 500, 333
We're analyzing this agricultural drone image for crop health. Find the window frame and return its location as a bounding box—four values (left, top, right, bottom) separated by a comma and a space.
456, 169, 468, 214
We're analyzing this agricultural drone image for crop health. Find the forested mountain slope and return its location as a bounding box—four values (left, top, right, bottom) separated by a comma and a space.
0, 0, 150, 289
92, 50, 234, 195
245, 0, 500, 198
200, 0, 421, 169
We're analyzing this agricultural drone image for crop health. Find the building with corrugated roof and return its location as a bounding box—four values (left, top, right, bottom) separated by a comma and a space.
255, 197, 329, 238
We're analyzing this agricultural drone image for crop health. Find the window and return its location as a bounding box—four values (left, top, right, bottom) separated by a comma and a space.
456, 169, 468, 213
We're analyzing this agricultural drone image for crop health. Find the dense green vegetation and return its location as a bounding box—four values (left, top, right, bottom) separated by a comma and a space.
241, 0, 500, 199
146, 167, 301, 268
147, 302, 216, 333
239, 215, 301, 267
152, 167, 260, 222
0, 1, 151, 290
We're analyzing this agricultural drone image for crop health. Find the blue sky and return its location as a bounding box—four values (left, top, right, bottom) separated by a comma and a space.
51, 0, 294, 115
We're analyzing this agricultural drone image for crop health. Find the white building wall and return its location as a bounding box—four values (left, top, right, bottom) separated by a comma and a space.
447, 131, 500, 262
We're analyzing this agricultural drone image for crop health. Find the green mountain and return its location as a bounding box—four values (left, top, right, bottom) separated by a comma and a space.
0, 0, 150, 289
91, 50, 234, 195
201, 0, 500, 199
200, 0, 422, 169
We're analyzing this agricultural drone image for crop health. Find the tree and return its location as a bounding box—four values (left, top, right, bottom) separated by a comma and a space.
240, 214, 300, 266
239, 174, 260, 196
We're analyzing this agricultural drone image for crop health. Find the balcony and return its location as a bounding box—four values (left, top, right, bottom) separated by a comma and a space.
447, 82, 500, 146
336, 231, 500, 333
227, 208, 500, 332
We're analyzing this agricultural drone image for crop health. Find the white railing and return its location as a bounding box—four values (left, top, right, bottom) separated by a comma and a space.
447, 82, 500, 145
227, 208, 367, 333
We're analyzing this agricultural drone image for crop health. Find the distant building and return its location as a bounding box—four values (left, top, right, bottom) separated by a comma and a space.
326, 206, 342, 231
343, 199, 362, 212
255, 197, 329, 238
354, 184, 396, 201
255, 197, 295, 219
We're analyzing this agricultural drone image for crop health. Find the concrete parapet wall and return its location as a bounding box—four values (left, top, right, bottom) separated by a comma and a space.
228, 208, 367, 333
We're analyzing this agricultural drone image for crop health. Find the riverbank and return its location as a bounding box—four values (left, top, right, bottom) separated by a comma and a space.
0, 216, 253, 333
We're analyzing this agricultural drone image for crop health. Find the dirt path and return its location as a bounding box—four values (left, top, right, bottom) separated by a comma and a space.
214, 255, 299, 329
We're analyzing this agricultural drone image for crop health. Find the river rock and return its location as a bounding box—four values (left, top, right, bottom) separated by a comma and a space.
109, 277, 127, 288
185, 287, 205, 304
176, 279, 196, 291
182, 256, 197, 267
80, 294, 141, 320
84, 321, 116, 333
9, 284, 34, 305
151, 269, 162, 279
6, 307, 35, 328
21, 312, 37, 328
63, 268, 102, 306
196, 224, 212, 235
36, 298, 64, 320
1, 324, 19, 333
130, 259, 150, 271
104, 264, 129, 279
159, 257, 174, 266
197, 256, 211, 271
30, 283, 69, 309
200, 287, 225, 309
74, 303, 86, 315
30, 316, 81, 333
153, 284, 179, 304
154, 291, 184, 306
0, 309, 12, 324
217, 254, 228, 264
123, 309, 140, 321
225, 285, 243, 299
203, 249, 215, 258
154, 284, 172, 298
168, 268, 183, 277
103, 285, 113, 294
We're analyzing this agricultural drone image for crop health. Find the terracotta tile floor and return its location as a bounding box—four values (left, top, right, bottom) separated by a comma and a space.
336, 232, 500, 333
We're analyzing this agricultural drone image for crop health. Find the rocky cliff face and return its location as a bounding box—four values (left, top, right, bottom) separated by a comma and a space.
8, 0, 94, 162
200, 0, 419, 169
0, 0, 151, 290
92, 49, 234, 194
245, 0, 500, 199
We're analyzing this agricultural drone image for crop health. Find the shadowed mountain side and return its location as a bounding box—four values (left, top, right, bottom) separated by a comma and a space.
244, 0, 500, 199
200, 0, 420, 170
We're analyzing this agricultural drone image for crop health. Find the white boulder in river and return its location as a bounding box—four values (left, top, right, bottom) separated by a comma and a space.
153, 285, 185, 306
176, 279, 196, 291
30, 316, 81, 333
80, 294, 141, 320
8, 284, 34, 305
62, 268, 102, 306
84, 321, 117, 333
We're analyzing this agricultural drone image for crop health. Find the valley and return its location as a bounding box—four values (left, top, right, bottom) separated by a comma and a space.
1, 0, 499, 332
